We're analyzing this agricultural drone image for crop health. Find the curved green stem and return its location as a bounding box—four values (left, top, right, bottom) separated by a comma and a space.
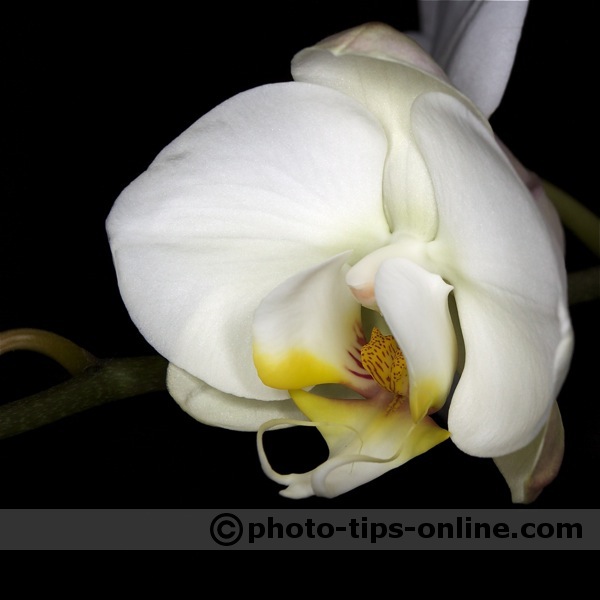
0, 329, 98, 375
0, 355, 168, 440
542, 180, 599, 258
1, 329, 168, 439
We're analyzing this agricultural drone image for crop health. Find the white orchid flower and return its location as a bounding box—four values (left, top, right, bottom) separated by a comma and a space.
106, 1, 573, 501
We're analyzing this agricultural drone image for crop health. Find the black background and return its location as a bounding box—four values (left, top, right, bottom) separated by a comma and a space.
2, 1, 598, 509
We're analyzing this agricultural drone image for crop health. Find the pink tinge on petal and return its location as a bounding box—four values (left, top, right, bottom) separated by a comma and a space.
314, 22, 450, 83
494, 400, 564, 504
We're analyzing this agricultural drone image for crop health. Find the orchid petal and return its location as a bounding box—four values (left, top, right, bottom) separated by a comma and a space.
292, 29, 478, 242
411, 92, 573, 456
493, 400, 564, 504
167, 363, 306, 431
374, 258, 456, 422
107, 82, 390, 401
311, 21, 449, 81
253, 253, 372, 392
415, 0, 529, 116
497, 137, 566, 256
258, 389, 450, 499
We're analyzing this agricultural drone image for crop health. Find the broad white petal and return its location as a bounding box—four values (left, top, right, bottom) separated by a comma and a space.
253, 253, 374, 394
292, 33, 478, 241
416, 0, 529, 116
107, 82, 390, 401
493, 401, 564, 504
411, 92, 573, 456
167, 363, 306, 432
497, 137, 566, 256
374, 258, 456, 421
258, 389, 449, 499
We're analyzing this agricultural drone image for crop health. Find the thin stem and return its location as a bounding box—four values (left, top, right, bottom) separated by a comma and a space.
0, 329, 99, 375
542, 180, 600, 258
0, 356, 168, 440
